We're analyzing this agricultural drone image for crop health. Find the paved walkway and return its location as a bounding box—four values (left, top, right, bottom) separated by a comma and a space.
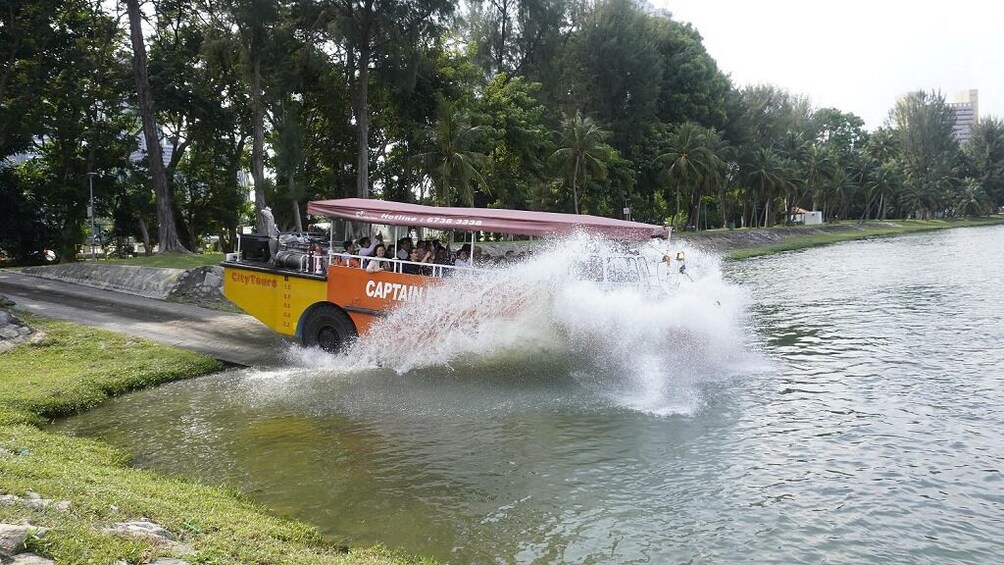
0, 270, 286, 367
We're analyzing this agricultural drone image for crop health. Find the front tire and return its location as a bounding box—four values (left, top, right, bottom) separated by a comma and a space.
300, 304, 357, 352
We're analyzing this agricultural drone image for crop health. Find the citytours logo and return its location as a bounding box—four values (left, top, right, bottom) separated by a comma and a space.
231, 271, 278, 288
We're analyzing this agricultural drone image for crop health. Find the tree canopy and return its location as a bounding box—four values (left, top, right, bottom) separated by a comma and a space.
2, 0, 1001, 263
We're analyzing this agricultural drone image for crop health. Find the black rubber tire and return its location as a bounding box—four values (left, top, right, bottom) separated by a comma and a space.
300, 304, 357, 352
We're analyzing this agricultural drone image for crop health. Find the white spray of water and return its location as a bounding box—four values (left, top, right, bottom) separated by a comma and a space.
288, 233, 753, 415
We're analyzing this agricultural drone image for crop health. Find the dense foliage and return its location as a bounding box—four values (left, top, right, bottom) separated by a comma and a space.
2, 0, 1002, 261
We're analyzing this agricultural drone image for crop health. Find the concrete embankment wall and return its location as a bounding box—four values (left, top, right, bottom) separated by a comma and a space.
19, 264, 184, 299
16, 264, 228, 307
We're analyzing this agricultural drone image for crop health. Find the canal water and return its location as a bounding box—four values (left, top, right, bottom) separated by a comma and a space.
53, 226, 1004, 563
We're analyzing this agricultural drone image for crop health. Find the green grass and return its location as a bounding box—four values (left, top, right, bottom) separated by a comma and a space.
0, 316, 222, 426
721, 217, 1004, 260
98, 252, 226, 270
0, 315, 431, 565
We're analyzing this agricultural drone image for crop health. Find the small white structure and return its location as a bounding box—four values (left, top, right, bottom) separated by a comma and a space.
790, 207, 823, 225
803, 211, 823, 225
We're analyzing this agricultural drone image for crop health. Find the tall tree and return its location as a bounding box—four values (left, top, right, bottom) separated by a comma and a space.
550, 112, 612, 214
560, 0, 662, 155
323, 0, 454, 199
463, 0, 567, 79
650, 18, 730, 129
474, 74, 553, 210
13, 0, 139, 261
746, 148, 792, 227
126, 0, 188, 252
225, 0, 276, 230
148, 0, 253, 247
890, 91, 960, 218
802, 143, 834, 212
657, 122, 722, 227
964, 116, 1004, 210
0, 0, 63, 160
416, 101, 489, 206
811, 107, 866, 164
727, 84, 813, 156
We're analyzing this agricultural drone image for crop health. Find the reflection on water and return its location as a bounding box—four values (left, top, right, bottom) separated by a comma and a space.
53, 226, 1004, 563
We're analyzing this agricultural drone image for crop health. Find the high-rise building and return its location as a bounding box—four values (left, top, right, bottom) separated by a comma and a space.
949, 89, 979, 143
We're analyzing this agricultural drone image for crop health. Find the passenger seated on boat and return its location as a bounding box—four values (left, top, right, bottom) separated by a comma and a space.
432, 247, 451, 276
357, 234, 382, 268
337, 240, 360, 268
385, 245, 396, 270
402, 247, 433, 275
454, 246, 472, 269
396, 237, 413, 260
365, 243, 389, 273
358, 234, 382, 257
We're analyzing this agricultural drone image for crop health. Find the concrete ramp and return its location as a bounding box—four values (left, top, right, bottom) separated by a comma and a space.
18, 264, 184, 299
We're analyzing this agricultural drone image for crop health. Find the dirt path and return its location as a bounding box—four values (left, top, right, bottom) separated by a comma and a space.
0, 270, 287, 366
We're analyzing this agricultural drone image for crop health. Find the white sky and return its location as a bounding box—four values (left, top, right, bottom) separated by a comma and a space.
656, 0, 1003, 131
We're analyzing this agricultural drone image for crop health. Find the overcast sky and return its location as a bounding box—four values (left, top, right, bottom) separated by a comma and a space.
656, 0, 1002, 131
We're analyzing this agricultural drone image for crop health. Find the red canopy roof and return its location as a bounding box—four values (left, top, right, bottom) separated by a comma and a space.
307, 198, 669, 241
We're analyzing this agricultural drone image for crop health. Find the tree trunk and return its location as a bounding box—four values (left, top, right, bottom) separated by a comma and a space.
137, 217, 151, 256
291, 173, 303, 232
251, 51, 267, 231
571, 159, 580, 214
719, 187, 727, 229
127, 0, 188, 254
354, 42, 371, 199
860, 190, 877, 222
674, 184, 681, 226
58, 217, 80, 264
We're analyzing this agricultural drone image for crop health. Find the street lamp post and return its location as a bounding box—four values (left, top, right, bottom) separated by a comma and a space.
88, 172, 98, 260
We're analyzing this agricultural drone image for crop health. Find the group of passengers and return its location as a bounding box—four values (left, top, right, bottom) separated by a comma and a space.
330, 234, 528, 275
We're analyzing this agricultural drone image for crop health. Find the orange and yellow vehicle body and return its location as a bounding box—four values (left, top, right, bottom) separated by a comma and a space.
223, 262, 438, 341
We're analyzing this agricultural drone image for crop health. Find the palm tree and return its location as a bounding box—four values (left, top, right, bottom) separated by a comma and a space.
657, 122, 722, 228
802, 144, 834, 214
550, 112, 610, 214
825, 168, 854, 221
703, 134, 735, 229
746, 148, 790, 227
416, 105, 489, 206
955, 178, 989, 217
692, 129, 729, 230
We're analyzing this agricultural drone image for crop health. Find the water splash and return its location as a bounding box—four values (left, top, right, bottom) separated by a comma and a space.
289, 233, 753, 414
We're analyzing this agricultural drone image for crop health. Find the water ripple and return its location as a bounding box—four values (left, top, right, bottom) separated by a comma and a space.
49, 225, 1004, 563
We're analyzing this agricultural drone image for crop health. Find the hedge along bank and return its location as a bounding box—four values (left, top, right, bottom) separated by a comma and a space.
223, 198, 675, 353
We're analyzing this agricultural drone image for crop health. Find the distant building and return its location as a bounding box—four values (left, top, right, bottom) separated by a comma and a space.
6, 134, 174, 170
948, 89, 979, 143
894, 89, 979, 144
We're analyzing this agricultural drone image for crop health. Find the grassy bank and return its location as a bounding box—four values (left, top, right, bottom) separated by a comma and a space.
675, 217, 1004, 260
99, 252, 225, 270
0, 315, 425, 564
